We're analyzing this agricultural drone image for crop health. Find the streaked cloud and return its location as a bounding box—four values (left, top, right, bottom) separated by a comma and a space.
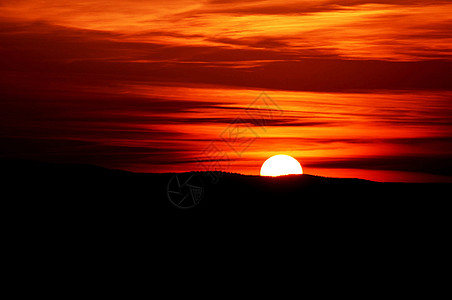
1, 0, 451, 61
1, 1, 452, 181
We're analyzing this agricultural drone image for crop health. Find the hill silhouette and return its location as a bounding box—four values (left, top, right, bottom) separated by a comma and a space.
3, 158, 450, 244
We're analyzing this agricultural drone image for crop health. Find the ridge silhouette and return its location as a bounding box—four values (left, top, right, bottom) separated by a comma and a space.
3, 158, 449, 242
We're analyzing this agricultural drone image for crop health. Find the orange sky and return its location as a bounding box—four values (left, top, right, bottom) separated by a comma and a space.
1, 0, 452, 182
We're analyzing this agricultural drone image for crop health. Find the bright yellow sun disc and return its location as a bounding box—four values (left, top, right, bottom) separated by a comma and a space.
260, 154, 303, 177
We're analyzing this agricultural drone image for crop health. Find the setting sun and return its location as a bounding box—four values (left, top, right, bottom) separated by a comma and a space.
260, 155, 303, 177
1, 1, 451, 183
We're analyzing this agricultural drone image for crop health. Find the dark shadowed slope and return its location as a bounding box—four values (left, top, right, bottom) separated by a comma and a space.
3, 158, 449, 223
3, 158, 450, 273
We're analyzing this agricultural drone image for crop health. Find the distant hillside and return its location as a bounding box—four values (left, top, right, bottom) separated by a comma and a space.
3, 158, 450, 241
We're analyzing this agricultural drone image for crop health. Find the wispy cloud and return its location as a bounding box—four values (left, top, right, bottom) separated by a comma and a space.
1, 1, 452, 180
1, 1, 452, 61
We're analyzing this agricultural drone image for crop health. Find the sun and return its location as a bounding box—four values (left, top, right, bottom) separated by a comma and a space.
260, 154, 303, 177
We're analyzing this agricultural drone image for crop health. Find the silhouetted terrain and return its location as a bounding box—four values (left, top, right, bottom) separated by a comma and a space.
3, 158, 450, 245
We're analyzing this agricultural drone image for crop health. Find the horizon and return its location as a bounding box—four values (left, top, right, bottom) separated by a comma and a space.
4, 157, 452, 183
1, 1, 452, 183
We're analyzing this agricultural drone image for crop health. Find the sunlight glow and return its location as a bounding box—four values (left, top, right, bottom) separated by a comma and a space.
260, 154, 303, 177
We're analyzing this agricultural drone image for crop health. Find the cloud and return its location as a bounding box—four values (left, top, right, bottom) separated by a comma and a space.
2, 15, 452, 94
1, 1, 452, 178
199, 1, 451, 16
2, 1, 452, 62
0, 136, 197, 170
305, 155, 452, 176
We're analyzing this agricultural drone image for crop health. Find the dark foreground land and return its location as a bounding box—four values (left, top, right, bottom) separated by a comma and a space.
3, 158, 451, 277
2, 158, 449, 292
4, 158, 450, 226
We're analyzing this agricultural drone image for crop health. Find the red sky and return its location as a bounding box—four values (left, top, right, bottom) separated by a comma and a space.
1, 0, 452, 182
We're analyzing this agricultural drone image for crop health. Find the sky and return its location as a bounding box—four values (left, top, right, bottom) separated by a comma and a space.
1, 0, 452, 182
